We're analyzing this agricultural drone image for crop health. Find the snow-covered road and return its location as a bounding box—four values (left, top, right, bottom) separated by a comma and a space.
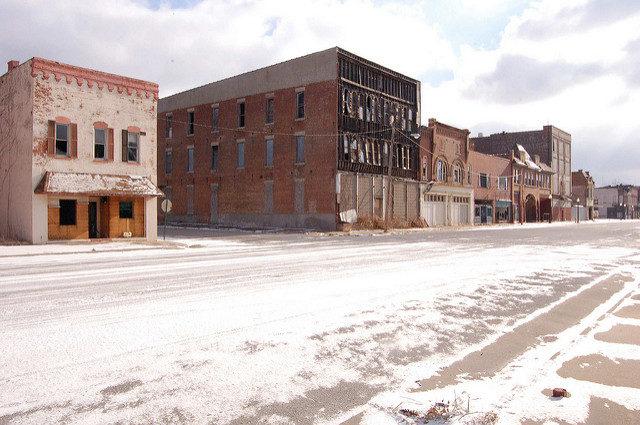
1, 221, 638, 424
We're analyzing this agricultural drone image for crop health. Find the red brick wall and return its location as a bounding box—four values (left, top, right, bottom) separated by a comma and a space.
468, 151, 511, 201
158, 79, 338, 225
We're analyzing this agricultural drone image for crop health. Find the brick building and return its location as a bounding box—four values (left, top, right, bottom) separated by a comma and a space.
571, 170, 595, 220
467, 150, 512, 224
0, 58, 161, 243
471, 125, 571, 221
157, 47, 421, 231
417, 119, 474, 226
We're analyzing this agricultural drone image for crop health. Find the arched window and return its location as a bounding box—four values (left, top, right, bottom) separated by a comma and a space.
437, 160, 447, 181
453, 163, 463, 184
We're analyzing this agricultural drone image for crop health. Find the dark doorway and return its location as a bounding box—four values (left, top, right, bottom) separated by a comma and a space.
88, 202, 98, 238
525, 195, 537, 222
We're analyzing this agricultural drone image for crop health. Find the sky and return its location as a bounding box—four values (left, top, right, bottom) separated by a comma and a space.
1, 0, 639, 186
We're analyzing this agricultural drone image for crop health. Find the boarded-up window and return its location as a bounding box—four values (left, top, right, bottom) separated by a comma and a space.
266, 138, 273, 167
296, 136, 304, 164
265, 181, 273, 214
166, 151, 172, 174
187, 185, 194, 215
119, 201, 133, 219
187, 147, 194, 173
294, 178, 304, 214
237, 142, 245, 168
59, 200, 76, 226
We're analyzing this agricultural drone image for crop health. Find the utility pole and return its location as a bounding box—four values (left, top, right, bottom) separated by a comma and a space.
384, 118, 396, 232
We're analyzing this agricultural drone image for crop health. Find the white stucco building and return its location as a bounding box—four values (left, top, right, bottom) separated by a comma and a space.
0, 58, 161, 243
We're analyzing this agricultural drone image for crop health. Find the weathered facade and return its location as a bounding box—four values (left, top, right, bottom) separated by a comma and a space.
417, 119, 474, 226
158, 47, 421, 230
467, 150, 512, 224
571, 169, 595, 220
510, 145, 553, 223
0, 58, 161, 243
594, 185, 639, 219
471, 125, 571, 221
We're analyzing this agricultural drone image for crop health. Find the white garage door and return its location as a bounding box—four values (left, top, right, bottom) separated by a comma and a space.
423, 194, 446, 226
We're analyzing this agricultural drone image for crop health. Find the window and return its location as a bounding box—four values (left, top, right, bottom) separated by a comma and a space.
499, 176, 508, 190
187, 111, 194, 135
56, 123, 69, 156
187, 147, 194, 173
479, 173, 490, 188
212, 107, 219, 131
119, 201, 133, 219
166, 114, 172, 138
59, 200, 76, 226
211, 145, 218, 170
94, 128, 107, 160
266, 98, 274, 124
127, 132, 139, 162
296, 91, 305, 119
238, 102, 245, 128
296, 135, 304, 163
166, 150, 172, 174
437, 160, 446, 181
237, 141, 245, 168
453, 163, 463, 184
266, 138, 273, 167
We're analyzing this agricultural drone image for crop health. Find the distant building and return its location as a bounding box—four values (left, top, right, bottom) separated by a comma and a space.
157, 47, 421, 230
418, 119, 474, 226
0, 58, 161, 243
509, 145, 553, 222
594, 185, 639, 219
571, 170, 595, 220
467, 150, 511, 224
471, 125, 571, 221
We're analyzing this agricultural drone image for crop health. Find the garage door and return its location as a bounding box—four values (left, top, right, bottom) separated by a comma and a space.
423, 194, 446, 226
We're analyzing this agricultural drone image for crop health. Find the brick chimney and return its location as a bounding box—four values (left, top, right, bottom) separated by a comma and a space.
7, 60, 19, 72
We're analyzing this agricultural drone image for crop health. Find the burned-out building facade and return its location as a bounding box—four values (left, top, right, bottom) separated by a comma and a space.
158, 47, 422, 231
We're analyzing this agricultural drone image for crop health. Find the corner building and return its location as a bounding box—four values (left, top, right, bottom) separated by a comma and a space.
158, 47, 420, 231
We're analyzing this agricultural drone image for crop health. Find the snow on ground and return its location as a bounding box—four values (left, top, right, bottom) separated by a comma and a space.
0, 221, 639, 424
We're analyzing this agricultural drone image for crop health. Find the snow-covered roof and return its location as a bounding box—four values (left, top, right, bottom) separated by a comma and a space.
512, 144, 552, 173
34, 171, 164, 197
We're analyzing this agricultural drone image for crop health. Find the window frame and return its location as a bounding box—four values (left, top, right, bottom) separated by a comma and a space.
211, 144, 219, 171
165, 150, 172, 174
187, 146, 194, 173
166, 114, 172, 138
266, 97, 274, 124
237, 140, 245, 169
296, 90, 305, 119
94, 127, 107, 160
237, 102, 245, 128
265, 138, 274, 167
295, 135, 304, 164
55, 122, 70, 157
211, 106, 219, 132
187, 110, 195, 135
127, 131, 140, 163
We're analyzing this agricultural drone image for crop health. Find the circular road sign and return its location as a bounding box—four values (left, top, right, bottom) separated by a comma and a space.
161, 199, 172, 213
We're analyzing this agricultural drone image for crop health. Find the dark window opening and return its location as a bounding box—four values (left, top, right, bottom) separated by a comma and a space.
296, 91, 305, 119
266, 98, 274, 124
56, 123, 69, 156
187, 111, 194, 135
59, 200, 76, 226
238, 102, 245, 127
119, 201, 133, 219
211, 145, 219, 170
212, 107, 219, 131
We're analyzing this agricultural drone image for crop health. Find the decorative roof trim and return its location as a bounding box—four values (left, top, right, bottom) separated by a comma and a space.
31, 57, 158, 100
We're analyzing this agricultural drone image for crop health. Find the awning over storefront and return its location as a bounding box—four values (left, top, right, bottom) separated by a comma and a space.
495, 201, 512, 208
34, 171, 164, 197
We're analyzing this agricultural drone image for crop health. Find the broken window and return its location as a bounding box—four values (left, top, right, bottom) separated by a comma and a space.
59, 200, 76, 226
187, 111, 194, 135
212, 107, 219, 131
127, 131, 139, 162
238, 102, 245, 127
350, 138, 358, 162
366, 96, 372, 122
296, 91, 305, 119
358, 139, 365, 163
55, 123, 69, 156
266, 97, 274, 124
365, 140, 371, 164
343, 136, 349, 161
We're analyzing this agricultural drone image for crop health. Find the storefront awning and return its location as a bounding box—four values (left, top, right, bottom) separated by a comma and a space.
34, 171, 164, 197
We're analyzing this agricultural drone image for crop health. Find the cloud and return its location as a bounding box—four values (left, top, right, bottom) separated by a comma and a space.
465, 55, 604, 104
517, 0, 640, 41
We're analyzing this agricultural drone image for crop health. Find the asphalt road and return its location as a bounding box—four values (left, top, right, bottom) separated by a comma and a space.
0, 220, 638, 425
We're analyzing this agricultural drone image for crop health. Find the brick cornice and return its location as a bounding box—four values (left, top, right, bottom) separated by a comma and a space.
30, 57, 158, 100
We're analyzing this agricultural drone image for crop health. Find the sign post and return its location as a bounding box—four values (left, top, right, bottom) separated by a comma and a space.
160, 199, 172, 241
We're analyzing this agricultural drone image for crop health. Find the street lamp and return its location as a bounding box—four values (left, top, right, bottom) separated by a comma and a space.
576, 198, 580, 223
548, 194, 552, 223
